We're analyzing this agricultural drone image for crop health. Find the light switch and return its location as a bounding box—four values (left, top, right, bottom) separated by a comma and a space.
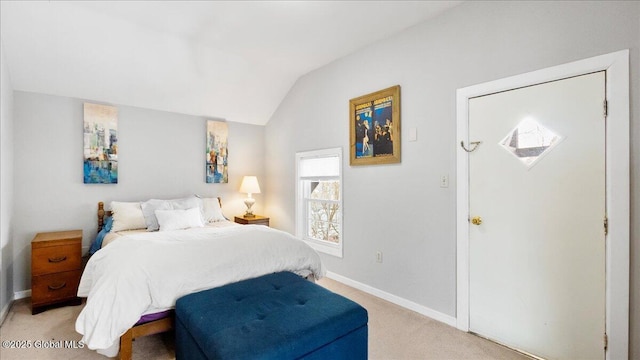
409, 127, 417, 142
440, 175, 449, 188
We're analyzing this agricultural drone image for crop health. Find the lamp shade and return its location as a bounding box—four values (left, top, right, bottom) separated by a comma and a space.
239, 176, 261, 194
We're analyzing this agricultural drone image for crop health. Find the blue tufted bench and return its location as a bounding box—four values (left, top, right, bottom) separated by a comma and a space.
175, 272, 368, 360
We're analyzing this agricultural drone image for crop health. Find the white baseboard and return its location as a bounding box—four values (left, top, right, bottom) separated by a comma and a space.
0, 300, 10, 326
11, 276, 457, 327
14, 289, 31, 300
7, 277, 458, 329
1, 290, 32, 326
326, 271, 457, 327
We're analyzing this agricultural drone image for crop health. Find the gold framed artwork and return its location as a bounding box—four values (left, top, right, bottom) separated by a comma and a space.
349, 85, 400, 165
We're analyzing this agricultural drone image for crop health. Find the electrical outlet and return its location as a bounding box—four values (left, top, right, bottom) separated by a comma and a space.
376, 251, 383, 263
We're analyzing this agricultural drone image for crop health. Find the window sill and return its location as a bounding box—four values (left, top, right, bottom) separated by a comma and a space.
305, 239, 342, 258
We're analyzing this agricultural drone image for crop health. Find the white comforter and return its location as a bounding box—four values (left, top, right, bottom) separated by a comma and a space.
75, 224, 325, 356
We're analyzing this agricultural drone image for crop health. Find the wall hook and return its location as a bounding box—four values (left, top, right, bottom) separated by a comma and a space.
461, 141, 482, 153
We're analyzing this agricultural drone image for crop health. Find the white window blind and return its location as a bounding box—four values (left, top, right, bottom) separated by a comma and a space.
299, 156, 340, 178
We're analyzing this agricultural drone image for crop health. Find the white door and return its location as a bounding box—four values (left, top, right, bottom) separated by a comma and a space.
468, 72, 606, 359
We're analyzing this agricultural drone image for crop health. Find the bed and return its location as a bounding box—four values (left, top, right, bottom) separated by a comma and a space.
75, 197, 325, 359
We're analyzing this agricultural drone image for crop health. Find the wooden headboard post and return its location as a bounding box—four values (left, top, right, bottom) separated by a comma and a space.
98, 202, 105, 232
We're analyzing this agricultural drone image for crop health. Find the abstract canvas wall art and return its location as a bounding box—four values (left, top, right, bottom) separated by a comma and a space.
83, 103, 118, 184
206, 120, 228, 183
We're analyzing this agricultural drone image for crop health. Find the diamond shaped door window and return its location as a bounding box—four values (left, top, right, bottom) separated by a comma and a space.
499, 118, 563, 168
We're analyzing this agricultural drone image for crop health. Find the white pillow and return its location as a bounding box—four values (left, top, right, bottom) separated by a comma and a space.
155, 207, 204, 231
141, 199, 172, 231
110, 201, 147, 232
141, 196, 202, 231
201, 197, 226, 222
171, 196, 203, 213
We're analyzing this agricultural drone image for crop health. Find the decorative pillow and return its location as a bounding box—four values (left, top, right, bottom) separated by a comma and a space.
89, 216, 113, 255
155, 207, 204, 231
141, 199, 173, 231
201, 197, 225, 222
141, 196, 203, 231
110, 201, 147, 232
170, 196, 201, 210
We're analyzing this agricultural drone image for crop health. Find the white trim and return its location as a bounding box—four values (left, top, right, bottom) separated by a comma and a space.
1, 290, 33, 325
14, 289, 31, 300
456, 50, 629, 359
0, 300, 11, 326
326, 271, 457, 327
306, 240, 342, 258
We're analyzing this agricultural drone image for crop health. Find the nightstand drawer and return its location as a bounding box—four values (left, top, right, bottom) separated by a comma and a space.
32, 243, 81, 276
31, 270, 81, 306
246, 218, 269, 226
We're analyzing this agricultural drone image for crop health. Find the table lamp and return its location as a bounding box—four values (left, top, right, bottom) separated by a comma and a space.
239, 176, 261, 218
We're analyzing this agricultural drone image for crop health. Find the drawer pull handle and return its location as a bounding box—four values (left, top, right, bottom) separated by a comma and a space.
48, 282, 67, 291
48, 256, 67, 263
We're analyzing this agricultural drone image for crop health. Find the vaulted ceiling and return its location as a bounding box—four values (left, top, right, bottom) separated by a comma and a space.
1, 1, 462, 125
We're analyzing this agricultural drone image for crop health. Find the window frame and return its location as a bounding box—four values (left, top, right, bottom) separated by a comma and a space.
295, 147, 343, 258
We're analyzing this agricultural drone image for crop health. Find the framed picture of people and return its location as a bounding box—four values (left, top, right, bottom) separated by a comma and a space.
349, 85, 401, 165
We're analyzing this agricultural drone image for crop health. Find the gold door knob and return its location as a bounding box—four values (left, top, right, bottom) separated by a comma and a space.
471, 216, 483, 225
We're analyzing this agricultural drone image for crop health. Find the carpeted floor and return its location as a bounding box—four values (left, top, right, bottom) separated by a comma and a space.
0, 277, 530, 359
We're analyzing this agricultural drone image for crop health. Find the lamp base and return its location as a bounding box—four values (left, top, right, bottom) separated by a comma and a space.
243, 197, 256, 218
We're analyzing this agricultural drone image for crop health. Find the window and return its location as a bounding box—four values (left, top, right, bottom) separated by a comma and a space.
296, 148, 343, 257
499, 117, 563, 168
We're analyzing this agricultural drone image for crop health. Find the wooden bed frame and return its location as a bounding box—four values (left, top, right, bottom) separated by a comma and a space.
119, 316, 174, 360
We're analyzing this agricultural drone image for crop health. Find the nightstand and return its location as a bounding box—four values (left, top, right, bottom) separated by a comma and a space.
31, 230, 83, 314
234, 215, 270, 227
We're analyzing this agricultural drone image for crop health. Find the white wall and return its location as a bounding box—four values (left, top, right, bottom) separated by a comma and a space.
11, 91, 266, 294
264, 0, 640, 356
0, 40, 15, 321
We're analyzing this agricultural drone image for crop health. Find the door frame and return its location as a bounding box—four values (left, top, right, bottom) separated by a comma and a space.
456, 50, 629, 359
